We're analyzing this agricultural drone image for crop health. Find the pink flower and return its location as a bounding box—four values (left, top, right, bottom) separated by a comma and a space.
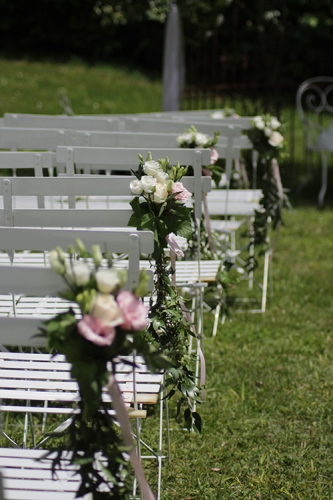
77, 315, 116, 346
116, 291, 148, 331
210, 149, 219, 164
171, 182, 192, 202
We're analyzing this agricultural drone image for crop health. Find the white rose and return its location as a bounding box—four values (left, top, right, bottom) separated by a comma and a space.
90, 293, 124, 327
141, 175, 157, 193
155, 170, 169, 184
268, 131, 284, 147
264, 126, 272, 138
143, 160, 162, 177
253, 116, 265, 130
177, 132, 192, 145
153, 182, 169, 204
270, 117, 281, 130
95, 269, 120, 293
66, 261, 91, 286
196, 132, 209, 147
130, 178, 143, 195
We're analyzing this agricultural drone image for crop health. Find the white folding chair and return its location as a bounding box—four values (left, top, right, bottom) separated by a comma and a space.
0, 243, 164, 500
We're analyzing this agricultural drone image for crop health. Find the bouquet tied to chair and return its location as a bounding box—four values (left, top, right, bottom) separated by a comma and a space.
128, 153, 203, 433
40, 239, 167, 500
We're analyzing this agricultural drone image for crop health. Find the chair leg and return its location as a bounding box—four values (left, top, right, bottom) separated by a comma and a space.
318, 152, 328, 207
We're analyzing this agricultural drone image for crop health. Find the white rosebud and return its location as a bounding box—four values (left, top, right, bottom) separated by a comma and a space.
141, 175, 157, 193
143, 160, 162, 177
268, 131, 284, 147
49, 250, 65, 274
66, 261, 91, 286
95, 268, 120, 293
153, 182, 169, 204
130, 178, 143, 195
270, 117, 281, 130
91, 244, 103, 267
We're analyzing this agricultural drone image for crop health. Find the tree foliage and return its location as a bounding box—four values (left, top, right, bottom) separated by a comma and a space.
0, 0, 332, 87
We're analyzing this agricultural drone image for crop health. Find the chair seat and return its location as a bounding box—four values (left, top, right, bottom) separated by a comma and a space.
0, 448, 89, 500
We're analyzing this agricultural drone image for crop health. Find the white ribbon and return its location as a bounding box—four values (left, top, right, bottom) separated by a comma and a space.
271, 158, 284, 200
107, 375, 156, 500
166, 233, 184, 258
179, 299, 206, 390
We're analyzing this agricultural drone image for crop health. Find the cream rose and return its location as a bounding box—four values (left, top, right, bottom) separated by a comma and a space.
130, 178, 143, 195
268, 131, 284, 147
95, 269, 120, 293
143, 160, 162, 177
141, 175, 157, 193
90, 293, 124, 327
153, 182, 169, 204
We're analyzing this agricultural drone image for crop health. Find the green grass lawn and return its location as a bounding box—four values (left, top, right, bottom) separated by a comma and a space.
138, 206, 333, 499
1, 57, 333, 499
0, 57, 163, 115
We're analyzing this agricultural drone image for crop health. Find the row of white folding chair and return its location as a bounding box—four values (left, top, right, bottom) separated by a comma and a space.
132, 110, 253, 127
0, 171, 215, 336
3, 167, 210, 496
0, 146, 225, 340
1, 113, 254, 188
3, 112, 241, 137
0, 125, 244, 148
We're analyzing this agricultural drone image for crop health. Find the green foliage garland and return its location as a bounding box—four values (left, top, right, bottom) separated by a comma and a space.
128, 153, 203, 431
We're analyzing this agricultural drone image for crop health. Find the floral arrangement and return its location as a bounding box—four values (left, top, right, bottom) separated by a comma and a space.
210, 108, 236, 119
246, 114, 291, 269
176, 125, 221, 184
128, 154, 203, 432
247, 114, 286, 161
41, 239, 167, 499
176, 125, 219, 150
128, 153, 193, 259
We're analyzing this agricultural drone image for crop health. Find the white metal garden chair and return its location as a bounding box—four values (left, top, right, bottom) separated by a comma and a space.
296, 76, 333, 206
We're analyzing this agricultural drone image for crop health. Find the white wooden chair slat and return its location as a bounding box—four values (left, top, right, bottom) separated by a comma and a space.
0, 126, 250, 156
0, 226, 154, 256
4, 113, 121, 131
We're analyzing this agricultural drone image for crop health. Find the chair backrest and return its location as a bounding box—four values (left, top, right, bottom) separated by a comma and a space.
0, 225, 154, 346
206, 188, 262, 217
296, 76, 333, 151
0, 127, 68, 152
122, 115, 240, 136
0, 224, 154, 287
56, 146, 211, 220
135, 111, 253, 129
0, 151, 58, 208
3, 113, 121, 131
